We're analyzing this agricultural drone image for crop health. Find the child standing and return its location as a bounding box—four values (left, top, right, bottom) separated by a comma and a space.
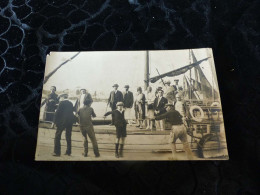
78, 99, 100, 157
104, 102, 127, 158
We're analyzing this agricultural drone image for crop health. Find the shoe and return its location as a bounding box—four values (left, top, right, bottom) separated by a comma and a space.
146, 126, 150, 130
109, 123, 114, 126
136, 125, 140, 127
52, 153, 60, 157
119, 144, 124, 158
95, 154, 100, 158
115, 144, 119, 158
82, 153, 88, 157
64, 152, 71, 156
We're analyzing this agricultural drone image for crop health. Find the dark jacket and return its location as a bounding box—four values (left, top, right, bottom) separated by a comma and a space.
54, 100, 76, 128
108, 90, 123, 110
123, 91, 134, 108
155, 109, 183, 125
104, 110, 126, 127
43, 92, 59, 121
104, 110, 127, 138
74, 93, 93, 112
154, 96, 168, 116
78, 106, 96, 127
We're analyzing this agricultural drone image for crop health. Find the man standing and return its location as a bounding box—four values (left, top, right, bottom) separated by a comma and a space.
53, 94, 76, 156
104, 102, 127, 158
174, 93, 186, 119
78, 99, 100, 157
74, 88, 93, 112
154, 89, 168, 131
174, 79, 180, 90
164, 80, 176, 104
155, 104, 193, 160
123, 85, 134, 125
107, 84, 123, 125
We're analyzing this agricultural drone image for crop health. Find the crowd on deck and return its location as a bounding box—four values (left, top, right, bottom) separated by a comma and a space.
42, 79, 194, 160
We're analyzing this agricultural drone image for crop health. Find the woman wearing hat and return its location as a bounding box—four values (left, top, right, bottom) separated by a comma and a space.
134, 87, 146, 129
145, 86, 155, 130
43, 86, 59, 128
104, 102, 127, 158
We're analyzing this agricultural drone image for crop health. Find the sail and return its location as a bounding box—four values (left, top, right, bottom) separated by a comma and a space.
196, 65, 219, 99
149, 57, 209, 83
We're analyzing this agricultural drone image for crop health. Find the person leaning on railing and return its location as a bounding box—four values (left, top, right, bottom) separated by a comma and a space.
155, 103, 193, 160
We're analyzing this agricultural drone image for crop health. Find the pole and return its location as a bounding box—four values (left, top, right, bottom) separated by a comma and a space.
144, 50, 149, 90
156, 68, 165, 86
43, 52, 80, 84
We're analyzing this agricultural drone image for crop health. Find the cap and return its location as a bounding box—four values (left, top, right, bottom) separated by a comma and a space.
113, 84, 119, 87
165, 103, 174, 107
176, 93, 181, 98
137, 87, 142, 92
124, 85, 130, 88
116, 102, 124, 106
59, 93, 68, 98
157, 88, 164, 92
80, 88, 86, 91
165, 80, 171, 84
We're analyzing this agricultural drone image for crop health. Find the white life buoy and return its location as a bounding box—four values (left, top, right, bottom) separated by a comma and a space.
189, 105, 204, 122
211, 102, 220, 107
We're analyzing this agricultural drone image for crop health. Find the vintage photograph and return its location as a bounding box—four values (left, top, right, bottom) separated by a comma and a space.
35, 49, 229, 161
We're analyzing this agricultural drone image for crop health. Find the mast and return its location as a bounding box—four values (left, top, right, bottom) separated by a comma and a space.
144, 50, 149, 90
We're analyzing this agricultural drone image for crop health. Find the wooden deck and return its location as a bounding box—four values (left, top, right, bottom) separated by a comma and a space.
35, 124, 227, 161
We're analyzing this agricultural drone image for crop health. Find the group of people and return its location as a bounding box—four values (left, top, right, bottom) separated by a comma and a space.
43, 78, 193, 159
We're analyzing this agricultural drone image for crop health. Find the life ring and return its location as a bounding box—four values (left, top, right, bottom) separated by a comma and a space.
211, 102, 220, 107
189, 105, 204, 122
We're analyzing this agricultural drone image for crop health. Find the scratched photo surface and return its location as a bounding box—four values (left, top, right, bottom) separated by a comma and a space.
35, 48, 229, 161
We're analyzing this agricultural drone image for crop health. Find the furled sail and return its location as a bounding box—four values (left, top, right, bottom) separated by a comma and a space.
149, 57, 209, 83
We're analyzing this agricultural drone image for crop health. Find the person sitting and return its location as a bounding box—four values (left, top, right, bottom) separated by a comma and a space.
78, 99, 100, 157
104, 102, 127, 158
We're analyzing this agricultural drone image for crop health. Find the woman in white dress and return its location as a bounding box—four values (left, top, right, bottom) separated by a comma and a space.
134, 87, 146, 129
145, 86, 155, 130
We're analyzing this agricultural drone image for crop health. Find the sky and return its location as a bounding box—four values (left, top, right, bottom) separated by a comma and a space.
43, 48, 218, 96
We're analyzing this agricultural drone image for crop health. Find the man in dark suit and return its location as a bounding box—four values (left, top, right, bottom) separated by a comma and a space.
74, 88, 93, 112
154, 89, 168, 131
107, 84, 123, 125
123, 85, 134, 124
53, 93, 76, 156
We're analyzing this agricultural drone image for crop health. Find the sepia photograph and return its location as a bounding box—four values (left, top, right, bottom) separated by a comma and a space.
35, 48, 229, 161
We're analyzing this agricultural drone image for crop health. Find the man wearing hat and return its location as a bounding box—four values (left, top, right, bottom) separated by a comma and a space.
154, 88, 168, 131
175, 93, 186, 119
107, 84, 123, 125
74, 88, 93, 112
155, 104, 193, 160
123, 85, 134, 125
104, 102, 127, 158
78, 99, 100, 157
164, 80, 176, 104
53, 93, 76, 157
174, 79, 181, 92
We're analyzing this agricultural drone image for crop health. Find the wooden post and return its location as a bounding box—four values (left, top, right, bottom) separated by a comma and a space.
144, 50, 149, 90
